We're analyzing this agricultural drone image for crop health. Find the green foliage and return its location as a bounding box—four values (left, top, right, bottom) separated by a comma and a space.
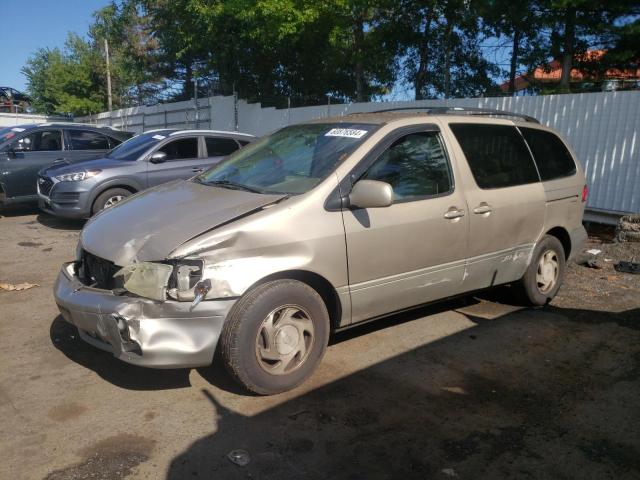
20, 0, 640, 115
22, 34, 106, 115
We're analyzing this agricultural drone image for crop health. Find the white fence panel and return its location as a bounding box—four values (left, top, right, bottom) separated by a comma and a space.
0, 112, 70, 127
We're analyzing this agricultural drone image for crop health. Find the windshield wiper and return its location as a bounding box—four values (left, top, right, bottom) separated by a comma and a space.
199, 179, 263, 194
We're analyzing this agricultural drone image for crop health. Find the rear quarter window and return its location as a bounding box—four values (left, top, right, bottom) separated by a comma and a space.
520, 128, 577, 181
449, 123, 539, 189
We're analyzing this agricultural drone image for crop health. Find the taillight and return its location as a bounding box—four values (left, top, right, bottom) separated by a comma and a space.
581, 184, 588, 203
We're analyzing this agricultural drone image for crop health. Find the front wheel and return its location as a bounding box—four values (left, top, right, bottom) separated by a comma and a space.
517, 235, 566, 306
92, 188, 132, 215
220, 279, 330, 395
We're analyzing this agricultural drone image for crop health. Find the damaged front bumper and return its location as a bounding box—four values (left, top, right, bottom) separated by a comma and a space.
54, 262, 236, 368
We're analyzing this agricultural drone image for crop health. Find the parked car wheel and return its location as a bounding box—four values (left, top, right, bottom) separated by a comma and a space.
517, 235, 566, 306
220, 279, 330, 395
92, 188, 131, 214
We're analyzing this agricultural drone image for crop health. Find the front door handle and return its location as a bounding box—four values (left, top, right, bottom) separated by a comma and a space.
191, 168, 204, 173
444, 208, 465, 219
473, 203, 493, 214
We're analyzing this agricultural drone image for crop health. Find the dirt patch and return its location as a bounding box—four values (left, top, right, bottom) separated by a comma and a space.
18, 241, 43, 247
552, 233, 640, 318
47, 402, 88, 422
43, 434, 155, 480
144, 411, 157, 421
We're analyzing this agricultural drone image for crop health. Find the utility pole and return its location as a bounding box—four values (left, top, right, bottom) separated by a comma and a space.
193, 76, 199, 129
104, 38, 113, 111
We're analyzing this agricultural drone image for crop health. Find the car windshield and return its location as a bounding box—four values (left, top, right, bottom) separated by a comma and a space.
195, 123, 377, 195
106, 131, 169, 161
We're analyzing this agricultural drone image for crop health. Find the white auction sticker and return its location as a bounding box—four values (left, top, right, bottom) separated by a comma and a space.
152, 134, 166, 140
325, 128, 368, 138
11, 127, 25, 132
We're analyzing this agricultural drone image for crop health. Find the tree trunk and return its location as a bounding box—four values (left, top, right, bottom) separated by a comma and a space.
560, 7, 576, 91
509, 28, 521, 95
354, 15, 365, 102
443, 22, 452, 99
414, 10, 433, 100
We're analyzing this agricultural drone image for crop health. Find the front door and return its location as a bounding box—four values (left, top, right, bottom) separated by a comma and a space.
445, 122, 546, 291
2, 129, 65, 198
343, 129, 469, 324
146, 136, 203, 187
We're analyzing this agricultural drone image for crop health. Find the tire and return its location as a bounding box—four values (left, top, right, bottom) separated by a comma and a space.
92, 188, 132, 215
517, 235, 566, 306
220, 279, 330, 395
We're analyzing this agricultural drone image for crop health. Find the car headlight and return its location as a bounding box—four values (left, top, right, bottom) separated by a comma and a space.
55, 170, 101, 182
114, 262, 173, 301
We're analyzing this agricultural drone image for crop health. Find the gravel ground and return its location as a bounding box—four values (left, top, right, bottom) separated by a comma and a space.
1, 208, 639, 480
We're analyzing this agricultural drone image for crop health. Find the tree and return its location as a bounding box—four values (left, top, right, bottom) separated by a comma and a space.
548, 0, 619, 91
397, 0, 498, 99
483, 0, 549, 95
22, 34, 107, 115
91, 1, 164, 106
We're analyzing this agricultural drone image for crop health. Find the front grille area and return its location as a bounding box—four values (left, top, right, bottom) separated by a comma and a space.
51, 191, 81, 204
38, 176, 54, 196
81, 250, 123, 290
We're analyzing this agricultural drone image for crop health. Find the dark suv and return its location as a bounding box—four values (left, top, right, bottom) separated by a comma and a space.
0, 123, 132, 206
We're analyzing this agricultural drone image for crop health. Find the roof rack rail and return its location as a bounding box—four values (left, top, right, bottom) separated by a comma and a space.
369, 106, 540, 124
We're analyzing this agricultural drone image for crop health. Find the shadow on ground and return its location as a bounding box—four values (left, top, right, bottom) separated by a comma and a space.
0, 204, 40, 217
37, 213, 85, 231
164, 305, 640, 479
48, 297, 640, 479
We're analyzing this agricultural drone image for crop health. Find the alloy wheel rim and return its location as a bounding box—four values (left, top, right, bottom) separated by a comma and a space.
255, 305, 315, 375
103, 195, 124, 208
536, 249, 559, 293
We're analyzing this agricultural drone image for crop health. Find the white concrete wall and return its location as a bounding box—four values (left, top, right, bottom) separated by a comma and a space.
0, 112, 70, 127
77, 91, 640, 215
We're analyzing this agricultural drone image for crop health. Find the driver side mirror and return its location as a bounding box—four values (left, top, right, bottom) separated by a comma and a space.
149, 151, 167, 164
348, 180, 393, 209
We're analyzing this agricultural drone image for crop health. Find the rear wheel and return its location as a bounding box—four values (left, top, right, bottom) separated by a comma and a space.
220, 279, 330, 395
92, 188, 131, 215
517, 235, 566, 306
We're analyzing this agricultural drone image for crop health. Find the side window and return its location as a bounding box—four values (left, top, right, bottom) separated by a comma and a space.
158, 137, 198, 160
449, 124, 539, 189
69, 130, 110, 150
205, 137, 239, 157
363, 132, 453, 201
520, 128, 576, 181
13, 130, 62, 152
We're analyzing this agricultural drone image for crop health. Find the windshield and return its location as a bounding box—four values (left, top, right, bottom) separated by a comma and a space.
106, 131, 170, 160
196, 123, 377, 195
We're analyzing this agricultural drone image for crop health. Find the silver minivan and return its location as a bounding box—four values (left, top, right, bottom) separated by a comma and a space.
54, 108, 588, 394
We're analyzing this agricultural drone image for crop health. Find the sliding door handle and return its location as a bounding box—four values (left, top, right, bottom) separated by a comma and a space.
473, 203, 493, 214
444, 208, 465, 219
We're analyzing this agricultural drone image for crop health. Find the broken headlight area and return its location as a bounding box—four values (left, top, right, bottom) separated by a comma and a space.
74, 249, 204, 302
114, 262, 173, 301
165, 259, 204, 301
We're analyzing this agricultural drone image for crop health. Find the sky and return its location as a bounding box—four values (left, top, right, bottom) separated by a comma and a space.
0, 0, 111, 91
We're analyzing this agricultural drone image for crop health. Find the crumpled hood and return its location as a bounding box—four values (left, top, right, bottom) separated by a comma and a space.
80, 180, 286, 265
